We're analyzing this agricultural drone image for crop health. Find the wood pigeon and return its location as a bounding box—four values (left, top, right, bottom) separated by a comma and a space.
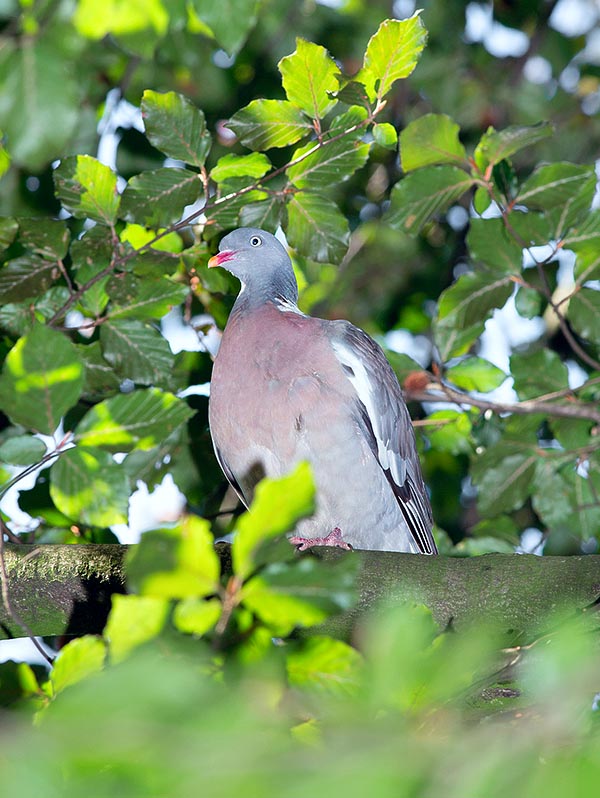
207, 227, 436, 554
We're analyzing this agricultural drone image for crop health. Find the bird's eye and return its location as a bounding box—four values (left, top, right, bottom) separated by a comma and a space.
250, 236, 262, 247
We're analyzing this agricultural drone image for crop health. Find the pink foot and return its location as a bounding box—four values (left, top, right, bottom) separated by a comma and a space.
289, 527, 353, 552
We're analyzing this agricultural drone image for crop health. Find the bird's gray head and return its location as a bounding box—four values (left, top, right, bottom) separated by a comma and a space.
208, 227, 298, 306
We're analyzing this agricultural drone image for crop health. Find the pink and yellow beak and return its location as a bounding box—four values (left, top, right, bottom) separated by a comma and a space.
208, 250, 235, 269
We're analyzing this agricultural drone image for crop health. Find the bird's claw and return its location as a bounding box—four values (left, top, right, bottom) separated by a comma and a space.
290, 527, 353, 551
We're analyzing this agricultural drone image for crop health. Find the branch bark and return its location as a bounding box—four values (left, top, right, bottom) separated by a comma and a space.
1, 544, 599, 644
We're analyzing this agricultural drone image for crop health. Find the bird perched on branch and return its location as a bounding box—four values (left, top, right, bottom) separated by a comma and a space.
207, 227, 436, 554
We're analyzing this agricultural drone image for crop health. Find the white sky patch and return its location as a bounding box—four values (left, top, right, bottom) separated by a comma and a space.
549, 0, 599, 37
465, 3, 530, 58
385, 329, 432, 367
524, 55, 553, 84
112, 474, 187, 544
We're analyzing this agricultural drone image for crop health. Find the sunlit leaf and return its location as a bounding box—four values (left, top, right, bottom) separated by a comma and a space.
357, 14, 427, 101
228, 99, 312, 150
0, 324, 84, 434
189, 0, 260, 55
286, 192, 349, 263
211, 152, 271, 182
467, 217, 522, 275
120, 168, 201, 228
286, 636, 363, 696
105, 594, 170, 663
232, 463, 315, 580
54, 155, 120, 225
373, 122, 398, 150
50, 636, 106, 696
173, 597, 222, 636
446, 357, 507, 392
99, 320, 175, 386
425, 410, 472, 455
50, 446, 130, 526
74, 0, 168, 39
400, 114, 466, 171
279, 39, 340, 119
75, 388, 194, 451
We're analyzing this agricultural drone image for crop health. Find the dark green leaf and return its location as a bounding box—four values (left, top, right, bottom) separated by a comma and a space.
387, 165, 475, 235
473, 122, 553, 170
18, 219, 69, 261
100, 320, 175, 386
54, 155, 120, 225
508, 210, 552, 246
286, 192, 349, 263
75, 388, 194, 452
228, 100, 312, 150
120, 168, 201, 228
0, 325, 84, 435
514, 285, 542, 319
400, 114, 466, 171
564, 209, 600, 250
189, 0, 259, 55
78, 342, 122, 396
434, 272, 513, 360
109, 278, 188, 321
239, 197, 284, 232
141, 90, 211, 167
471, 443, 538, 516
517, 163, 594, 210
357, 14, 427, 101
574, 245, 600, 284
532, 461, 573, 531
50, 446, 130, 526
279, 39, 340, 119
0, 255, 58, 303
467, 218, 522, 275
0, 38, 79, 170
567, 288, 600, 345
510, 349, 569, 400
0, 435, 46, 466
287, 108, 370, 189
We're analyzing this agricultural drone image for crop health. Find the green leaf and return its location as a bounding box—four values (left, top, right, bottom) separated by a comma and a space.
18, 219, 69, 261
286, 192, 349, 263
357, 14, 427, 102
74, 0, 168, 39
446, 357, 506, 392
532, 462, 574, 531
473, 122, 553, 170
563, 208, 600, 250
0, 325, 84, 435
173, 597, 222, 636
287, 107, 370, 189
242, 556, 357, 636
188, 0, 259, 56
0, 255, 58, 303
54, 155, 120, 225
99, 320, 175, 386
400, 114, 466, 171
286, 636, 363, 696
574, 245, 600, 284
141, 90, 211, 167
0, 435, 46, 466
514, 285, 542, 319
211, 153, 271, 183
50, 636, 105, 696
387, 165, 475, 235
109, 279, 188, 321
120, 168, 201, 228
239, 197, 284, 232
105, 594, 170, 664
372, 123, 398, 150
467, 218, 522, 275
50, 446, 130, 526
510, 349, 569, 401
0, 38, 79, 171
516, 162, 594, 211
232, 463, 315, 580
127, 517, 220, 599
453, 537, 516, 555
567, 288, 600, 345
78, 342, 122, 396
228, 100, 312, 150
75, 388, 194, 452
434, 272, 513, 360
0, 217, 18, 250
425, 410, 472, 454
279, 39, 340, 119
471, 444, 538, 517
